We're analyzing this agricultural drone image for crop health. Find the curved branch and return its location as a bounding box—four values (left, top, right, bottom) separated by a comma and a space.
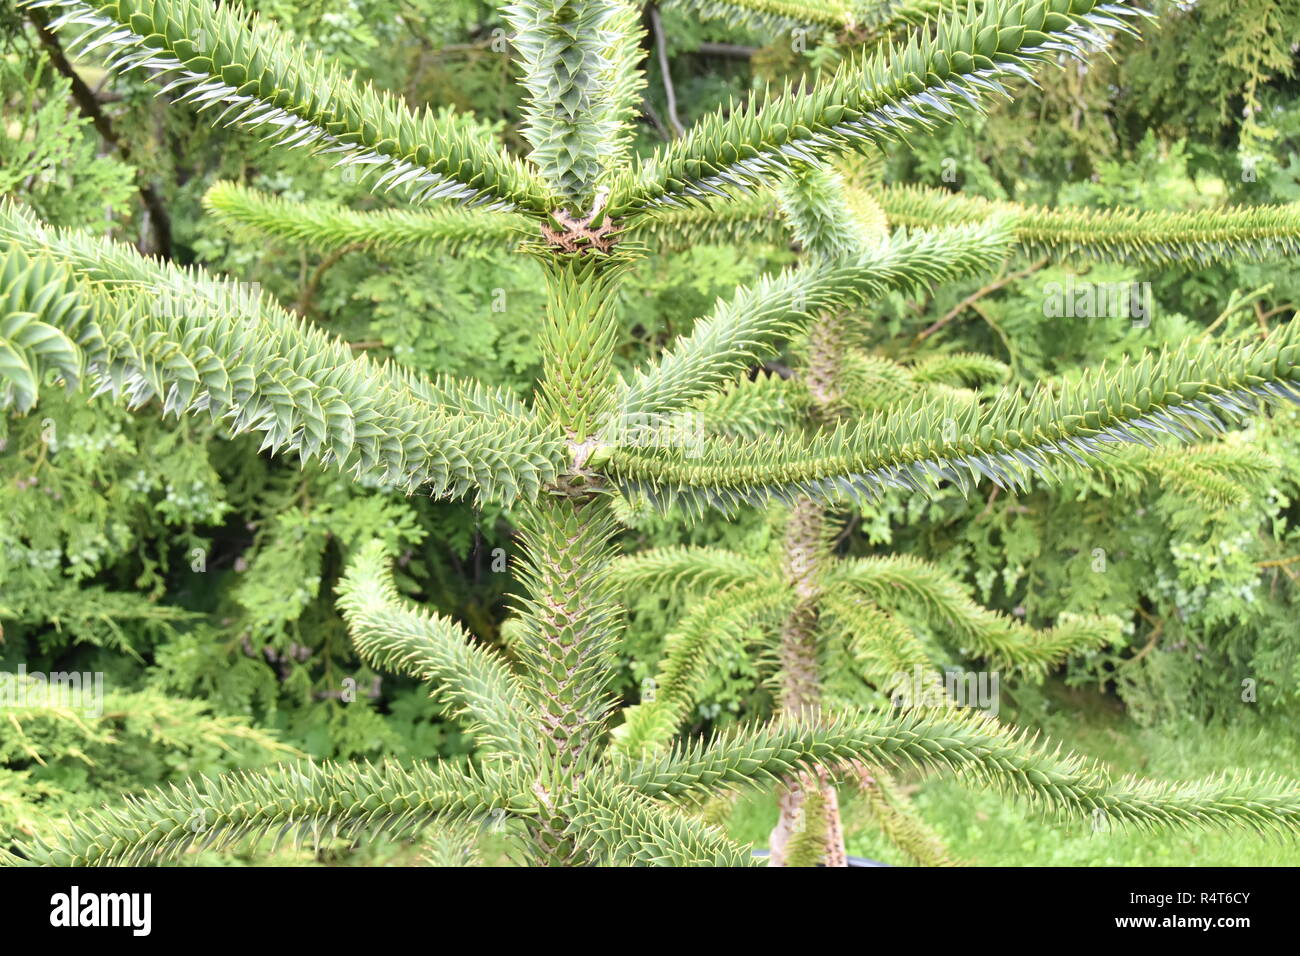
337, 540, 538, 756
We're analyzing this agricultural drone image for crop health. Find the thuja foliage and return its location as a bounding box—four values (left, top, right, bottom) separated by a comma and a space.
0, 14, 336, 846
0, 677, 296, 852
5, 0, 1300, 867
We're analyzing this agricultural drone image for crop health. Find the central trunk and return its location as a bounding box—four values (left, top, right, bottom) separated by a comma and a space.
767, 496, 848, 867
515, 257, 625, 864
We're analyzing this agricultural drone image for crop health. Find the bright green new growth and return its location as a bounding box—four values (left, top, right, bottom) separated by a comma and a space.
202, 181, 533, 256
5, 0, 1300, 866
878, 183, 1300, 265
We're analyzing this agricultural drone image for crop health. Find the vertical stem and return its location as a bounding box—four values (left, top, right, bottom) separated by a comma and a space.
513, 256, 625, 864
535, 258, 622, 443
819, 766, 848, 867
777, 496, 826, 722
768, 490, 849, 866
768, 491, 824, 866
802, 312, 849, 422
513, 495, 622, 863
767, 161, 878, 865
769, 287, 853, 866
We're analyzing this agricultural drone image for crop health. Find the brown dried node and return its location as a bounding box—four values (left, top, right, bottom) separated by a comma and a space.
541, 208, 620, 254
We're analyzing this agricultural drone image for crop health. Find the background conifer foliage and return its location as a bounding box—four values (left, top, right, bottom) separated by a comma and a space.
3, 0, 1300, 866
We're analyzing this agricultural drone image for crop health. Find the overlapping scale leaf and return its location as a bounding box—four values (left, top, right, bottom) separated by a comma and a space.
617, 219, 1012, 420
659, 0, 856, 35
818, 585, 946, 700
14, 759, 532, 866
503, 0, 645, 208
617, 708, 1300, 836
0, 201, 565, 505
568, 778, 756, 865
0, 245, 100, 412
338, 540, 537, 757
879, 183, 1300, 266
613, 580, 791, 756
609, 545, 766, 597
689, 372, 806, 440
826, 556, 1117, 677
203, 181, 532, 255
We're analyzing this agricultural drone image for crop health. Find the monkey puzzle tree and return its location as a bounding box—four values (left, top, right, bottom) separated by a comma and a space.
610, 158, 1299, 865
5, 0, 1300, 866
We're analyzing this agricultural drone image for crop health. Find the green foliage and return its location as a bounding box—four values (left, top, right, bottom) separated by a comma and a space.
609, 323, 1300, 517
0, 199, 567, 503
616, 706, 1300, 836
503, 0, 644, 208
202, 181, 532, 255
879, 183, 1300, 265
661, 0, 857, 35
20, 755, 528, 866
871, 130, 1300, 729
0, 677, 295, 850
617, 219, 1014, 421
0, 50, 134, 226
338, 540, 535, 757
5, 0, 1300, 869
607, 0, 1148, 216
